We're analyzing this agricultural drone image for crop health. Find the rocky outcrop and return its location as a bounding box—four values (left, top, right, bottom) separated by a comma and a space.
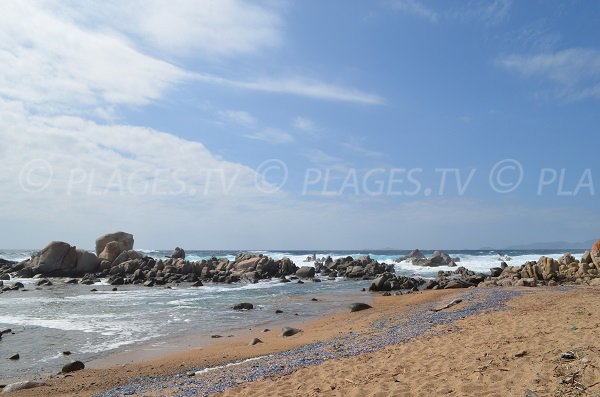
426, 267, 485, 290
11, 242, 100, 278
315, 255, 394, 279
412, 251, 458, 267
395, 249, 426, 263
478, 251, 600, 288
368, 272, 425, 292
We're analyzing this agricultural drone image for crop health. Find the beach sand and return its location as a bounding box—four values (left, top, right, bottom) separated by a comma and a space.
6, 287, 600, 396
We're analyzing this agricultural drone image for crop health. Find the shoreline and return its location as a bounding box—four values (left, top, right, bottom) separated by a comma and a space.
3, 289, 474, 396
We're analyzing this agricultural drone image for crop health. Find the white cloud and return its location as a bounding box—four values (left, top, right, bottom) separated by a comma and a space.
293, 116, 316, 132
193, 73, 384, 105
341, 137, 383, 157
243, 128, 294, 144
390, 0, 512, 26
499, 48, 600, 101
0, 2, 189, 110
220, 110, 257, 127
450, 0, 512, 26
58, 0, 283, 58
389, 0, 439, 22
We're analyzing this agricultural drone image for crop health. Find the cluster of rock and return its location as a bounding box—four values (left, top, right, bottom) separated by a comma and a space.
395, 249, 460, 267
479, 250, 600, 288
314, 255, 395, 279
368, 272, 425, 292
425, 267, 486, 289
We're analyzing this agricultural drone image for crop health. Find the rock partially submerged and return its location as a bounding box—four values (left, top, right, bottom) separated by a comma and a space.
232, 303, 254, 311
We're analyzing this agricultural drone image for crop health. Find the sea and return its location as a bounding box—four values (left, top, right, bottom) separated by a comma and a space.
0, 248, 583, 383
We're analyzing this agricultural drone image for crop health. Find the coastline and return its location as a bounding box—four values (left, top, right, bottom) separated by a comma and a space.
5, 289, 464, 397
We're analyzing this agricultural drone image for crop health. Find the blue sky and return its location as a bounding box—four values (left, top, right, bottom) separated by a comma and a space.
1, 0, 599, 250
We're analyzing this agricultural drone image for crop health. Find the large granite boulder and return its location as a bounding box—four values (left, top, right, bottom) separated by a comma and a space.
538, 256, 559, 280
30, 241, 77, 275
98, 241, 121, 263
75, 249, 99, 274
95, 232, 134, 256
296, 266, 316, 279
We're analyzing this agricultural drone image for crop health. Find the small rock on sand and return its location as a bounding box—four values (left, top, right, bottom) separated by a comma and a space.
281, 327, 302, 337
349, 303, 373, 312
249, 338, 263, 346
62, 361, 85, 373
8, 354, 19, 360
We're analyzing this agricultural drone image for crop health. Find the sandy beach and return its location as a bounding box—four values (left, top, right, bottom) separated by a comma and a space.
4, 286, 600, 396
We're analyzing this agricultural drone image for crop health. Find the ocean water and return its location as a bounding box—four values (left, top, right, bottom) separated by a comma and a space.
0, 248, 582, 383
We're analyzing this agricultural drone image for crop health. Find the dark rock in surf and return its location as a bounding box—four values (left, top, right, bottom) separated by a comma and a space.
233, 303, 254, 311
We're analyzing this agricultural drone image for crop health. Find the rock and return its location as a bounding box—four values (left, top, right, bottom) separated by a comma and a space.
412, 250, 456, 267
191, 280, 203, 287
281, 327, 302, 337
592, 240, 600, 268
171, 247, 186, 259
581, 251, 592, 265
248, 338, 263, 346
558, 252, 577, 266
112, 250, 143, 267
560, 352, 576, 360
98, 241, 121, 263
29, 241, 78, 275
211, 335, 222, 338
275, 309, 283, 314
490, 267, 503, 277
233, 303, 253, 310
295, 266, 315, 279
75, 249, 99, 274
538, 257, 559, 280
524, 390, 539, 397
63, 351, 72, 355
95, 232, 134, 256
8, 354, 19, 360
61, 360, 85, 373
349, 302, 372, 312
1, 381, 46, 394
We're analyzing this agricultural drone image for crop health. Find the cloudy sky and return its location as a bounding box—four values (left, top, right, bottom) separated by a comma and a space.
1, 0, 599, 250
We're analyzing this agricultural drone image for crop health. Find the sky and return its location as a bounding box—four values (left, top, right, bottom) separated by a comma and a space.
1, 0, 599, 250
